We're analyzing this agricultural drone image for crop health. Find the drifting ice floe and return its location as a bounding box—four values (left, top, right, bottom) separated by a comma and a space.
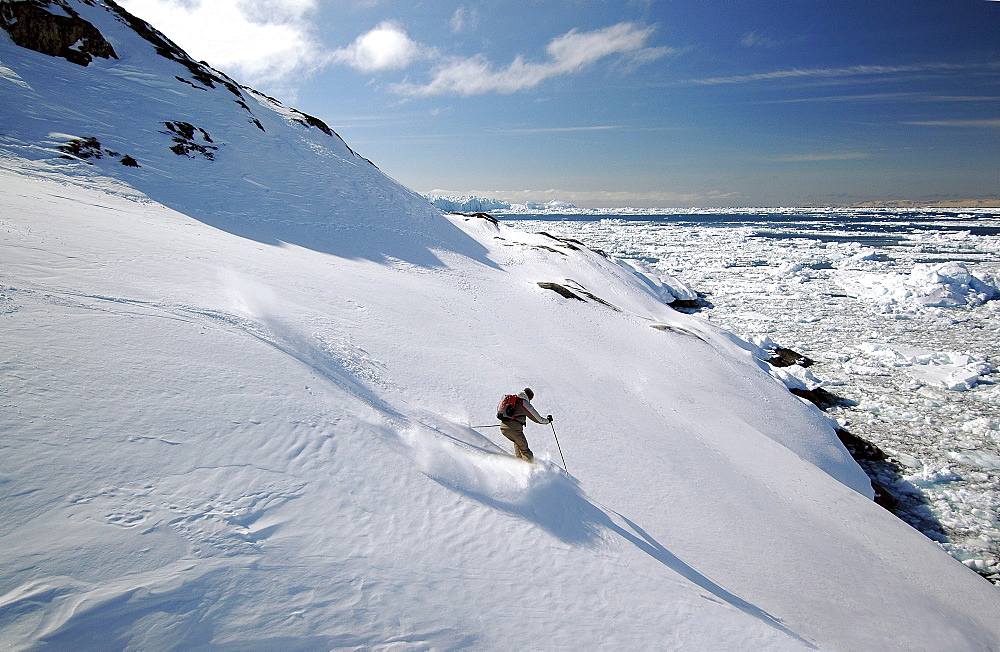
837, 261, 997, 311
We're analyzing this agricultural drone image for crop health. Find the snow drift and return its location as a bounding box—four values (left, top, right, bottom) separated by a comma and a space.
2, 2, 999, 650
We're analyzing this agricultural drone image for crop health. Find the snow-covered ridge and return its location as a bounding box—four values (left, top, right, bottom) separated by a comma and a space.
3, 2, 1000, 649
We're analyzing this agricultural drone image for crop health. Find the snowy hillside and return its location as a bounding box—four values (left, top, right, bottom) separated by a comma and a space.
2, 1, 999, 649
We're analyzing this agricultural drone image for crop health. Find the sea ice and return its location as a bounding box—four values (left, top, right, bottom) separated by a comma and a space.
837, 261, 997, 312
498, 207, 1000, 582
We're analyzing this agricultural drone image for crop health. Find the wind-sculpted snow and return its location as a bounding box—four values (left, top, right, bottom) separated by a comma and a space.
3, 2, 1000, 650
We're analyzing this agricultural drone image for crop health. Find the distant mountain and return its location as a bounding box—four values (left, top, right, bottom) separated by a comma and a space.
3, 2, 999, 649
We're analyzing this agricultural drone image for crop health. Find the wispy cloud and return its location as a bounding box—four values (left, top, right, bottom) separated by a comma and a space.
450, 6, 478, 33
680, 62, 992, 86
501, 125, 621, 134
755, 92, 1000, 105
763, 153, 871, 162
115, 5, 672, 100
904, 119, 1000, 127
392, 23, 672, 97
330, 22, 431, 72
740, 32, 781, 48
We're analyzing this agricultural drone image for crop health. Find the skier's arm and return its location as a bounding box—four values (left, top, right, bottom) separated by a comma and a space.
522, 400, 550, 424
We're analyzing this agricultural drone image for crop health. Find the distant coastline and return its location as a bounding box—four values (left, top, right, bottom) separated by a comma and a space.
425, 193, 1000, 214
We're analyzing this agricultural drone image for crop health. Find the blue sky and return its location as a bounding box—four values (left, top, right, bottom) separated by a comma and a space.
118, 0, 999, 207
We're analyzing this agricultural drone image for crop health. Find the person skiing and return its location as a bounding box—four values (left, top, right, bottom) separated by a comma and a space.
497, 388, 552, 462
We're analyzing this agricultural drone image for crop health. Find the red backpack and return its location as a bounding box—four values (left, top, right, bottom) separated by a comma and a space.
496, 394, 521, 421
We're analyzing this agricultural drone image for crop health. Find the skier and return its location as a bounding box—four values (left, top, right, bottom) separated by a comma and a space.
497, 388, 552, 462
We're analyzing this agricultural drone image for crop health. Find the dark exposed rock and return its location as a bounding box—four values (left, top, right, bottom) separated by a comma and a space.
538, 282, 585, 301
0, 1, 118, 66
164, 121, 211, 142
175, 76, 203, 90
564, 279, 619, 311
57, 135, 140, 167
162, 121, 217, 160
835, 428, 947, 540
836, 427, 888, 462
650, 323, 705, 340
789, 386, 850, 411
58, 135, 104, 160
536, 231, 609, 257
235, 100, 266, 131
537, 231, 580, 251
537, 280, 620, 311
450, 212, 499, 226
669, 293, 713, 313
768, 347, 815, 368
292, 110, 334, 136
870, 480, 899, 510
776, 348, 952, 548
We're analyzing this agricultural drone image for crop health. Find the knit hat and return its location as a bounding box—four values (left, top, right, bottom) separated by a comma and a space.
523, 387, 534, 400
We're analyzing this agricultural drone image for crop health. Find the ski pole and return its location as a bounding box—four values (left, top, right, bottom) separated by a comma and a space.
550, 420, 568, 472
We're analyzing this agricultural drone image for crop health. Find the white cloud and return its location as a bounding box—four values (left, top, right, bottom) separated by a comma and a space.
501, 125, 621, 134
679, 62, 989, 86
393, 22, 670, 97
905, 119, 1000, 127
763, 153, 871, 162
116, 0, 322, 88
450, 7, 477, 33
330, 22, 428, 72
740, 32, 781, 48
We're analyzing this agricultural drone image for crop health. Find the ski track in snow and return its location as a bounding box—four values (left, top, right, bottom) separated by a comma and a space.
3, 266, 807, 644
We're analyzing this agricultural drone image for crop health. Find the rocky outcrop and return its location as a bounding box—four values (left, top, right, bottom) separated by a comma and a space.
58, 135, 139, 167
538, 282, 585, 301
450, 212, 500, 226
0, 0, 117, 66
537, 280, 619, 311
162, 121, 217, 160
788, 386, 847, 411
835, 428, 898, 509
767, 347, 814, 368
537, 231, 607, 258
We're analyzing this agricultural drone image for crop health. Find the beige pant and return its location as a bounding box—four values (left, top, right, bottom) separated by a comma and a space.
500, 423, 533, 461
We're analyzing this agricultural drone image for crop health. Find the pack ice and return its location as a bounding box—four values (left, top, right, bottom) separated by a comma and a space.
1, 2, 998, 650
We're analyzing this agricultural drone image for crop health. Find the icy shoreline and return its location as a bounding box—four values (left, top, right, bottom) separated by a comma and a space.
502, 210, 1000, 583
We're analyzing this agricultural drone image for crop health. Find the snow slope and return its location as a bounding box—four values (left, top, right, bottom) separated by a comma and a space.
2, 2, 999, 649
